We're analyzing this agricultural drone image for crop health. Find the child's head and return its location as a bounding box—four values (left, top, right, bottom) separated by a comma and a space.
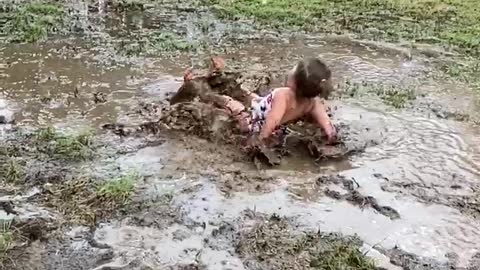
286, 58, 333, 99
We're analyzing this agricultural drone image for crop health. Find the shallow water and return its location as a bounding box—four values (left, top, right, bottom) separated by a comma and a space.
2, 8, 480, 269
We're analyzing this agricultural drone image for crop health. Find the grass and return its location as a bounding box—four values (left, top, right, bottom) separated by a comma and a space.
0, 222, 14, 265
343, 80, 416, 108
0, 223, 14, 255
34, 127, 95, 161
2, 2, 63, 43
438, 58, 480, 93
310, 242, 377, 270
96, 172, 136, 205
118, 31, 192, 56
0, 158, 25, 183
44, 172, 137, 226
148, 32, 191, 52
236, 214, 376, 270
207, 0, 480, 55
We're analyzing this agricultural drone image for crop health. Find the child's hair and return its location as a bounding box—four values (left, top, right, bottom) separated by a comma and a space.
293, 58, 333, 99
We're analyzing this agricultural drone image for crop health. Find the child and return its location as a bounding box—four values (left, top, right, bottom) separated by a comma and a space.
210, 57, 336, 147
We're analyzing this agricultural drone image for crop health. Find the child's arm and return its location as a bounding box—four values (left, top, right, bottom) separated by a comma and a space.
310, 98, 336, 142
259, 89, 288, 141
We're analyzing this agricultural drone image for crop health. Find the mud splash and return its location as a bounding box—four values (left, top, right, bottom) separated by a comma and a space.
104, 59, 379, 169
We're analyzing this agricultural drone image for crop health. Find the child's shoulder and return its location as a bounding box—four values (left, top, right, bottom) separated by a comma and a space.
272, 87, 294, 97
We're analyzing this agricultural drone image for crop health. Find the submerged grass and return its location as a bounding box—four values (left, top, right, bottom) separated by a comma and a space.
343, 80, 416, 109
2, 2, 63, 43
118, 31, 192, 56
438, 59, 480, 96
207, 0, 480, 55
236, 214, 376, 270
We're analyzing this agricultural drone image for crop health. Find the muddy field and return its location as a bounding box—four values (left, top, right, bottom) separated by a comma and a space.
1, 1, 480, 270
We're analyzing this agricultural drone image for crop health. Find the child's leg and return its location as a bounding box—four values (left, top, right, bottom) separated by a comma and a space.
204, 94, 250, 132
227, 84, 260, 107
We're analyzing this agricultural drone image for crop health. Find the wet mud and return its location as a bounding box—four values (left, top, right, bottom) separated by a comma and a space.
3, 1, 480, 269
104, 63, 375, 170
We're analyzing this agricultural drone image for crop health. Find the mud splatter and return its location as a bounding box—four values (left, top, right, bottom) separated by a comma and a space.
105, 65, 373, 168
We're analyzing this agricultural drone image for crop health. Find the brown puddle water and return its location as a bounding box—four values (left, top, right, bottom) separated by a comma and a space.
2, 35, 480, 269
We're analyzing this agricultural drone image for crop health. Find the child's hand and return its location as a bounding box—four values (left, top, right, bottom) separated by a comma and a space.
246, 134, 265, 149
324, 123, 337, 144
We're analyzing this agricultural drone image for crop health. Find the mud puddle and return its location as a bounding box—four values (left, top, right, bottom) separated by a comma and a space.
2, 18, 480, 269
105, 101, 480, 268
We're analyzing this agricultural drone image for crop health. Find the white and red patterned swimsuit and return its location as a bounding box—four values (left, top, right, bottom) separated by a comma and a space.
249, 89, 288, 139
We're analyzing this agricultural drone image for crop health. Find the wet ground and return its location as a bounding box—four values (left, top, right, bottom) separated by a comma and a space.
1, 1, 480, 270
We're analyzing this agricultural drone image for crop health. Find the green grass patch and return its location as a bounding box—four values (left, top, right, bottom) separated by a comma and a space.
0, 222, 15, 265
310, 242, 377, 269
148, 32, 191, 52
207, 0, 480, 55
2, 2, 63, 43
0, 223, 14, 255
45, 172, 138, 226
344, 80, 416, 108
96, 172, 136, 205
237, 214, 376, 270
34, 127, 95, 161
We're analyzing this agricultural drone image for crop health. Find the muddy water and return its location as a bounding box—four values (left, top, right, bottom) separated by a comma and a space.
108, 103, 480, 268
2, 31, 480, 269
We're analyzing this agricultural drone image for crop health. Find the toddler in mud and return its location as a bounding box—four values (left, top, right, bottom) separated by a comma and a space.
211, 57, 336, 148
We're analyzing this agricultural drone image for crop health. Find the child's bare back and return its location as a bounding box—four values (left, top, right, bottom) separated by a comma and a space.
229, 58, 336, 147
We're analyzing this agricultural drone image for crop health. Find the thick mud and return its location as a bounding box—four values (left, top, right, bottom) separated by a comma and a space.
2, 2, 480, 270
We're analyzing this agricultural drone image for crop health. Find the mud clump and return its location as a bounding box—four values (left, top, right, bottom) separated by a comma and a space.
0, 216, 56, 269
126, 193, 184, 229
169, 70, 243, 106
159, 102, 238, 142
382, 246, 462, 270
9, 226, 115, 270
343, 190, 400, 220
319, 175, 401, 220
382, 182, 480, 221
217, 213, 378, 270
211, 170, 276, 195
